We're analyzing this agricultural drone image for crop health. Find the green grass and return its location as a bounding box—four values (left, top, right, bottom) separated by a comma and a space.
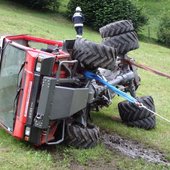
0, 129, 58, 170
0, 0, 170, 169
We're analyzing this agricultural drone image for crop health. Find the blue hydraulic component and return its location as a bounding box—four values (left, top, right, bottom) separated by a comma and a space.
84, 71, 137, 104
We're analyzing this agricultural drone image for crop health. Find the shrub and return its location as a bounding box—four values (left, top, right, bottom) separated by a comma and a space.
157, 14, 170, 46
12, 0, 59, 11
67, 0, 148, 32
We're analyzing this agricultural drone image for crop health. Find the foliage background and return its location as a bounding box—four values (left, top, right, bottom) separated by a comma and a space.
10, 0, 60, 10
67, 0, 148, 31
157, 14, 170, 46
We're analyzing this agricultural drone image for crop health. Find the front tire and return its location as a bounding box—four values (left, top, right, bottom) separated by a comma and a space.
65, 122, 100, 148
118, 96, 155, 122
127, 116, 156, 130
118, 96, 156, 130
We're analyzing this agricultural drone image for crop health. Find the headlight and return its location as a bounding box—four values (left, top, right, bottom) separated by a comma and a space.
25, 126, 31, 136
35, 61, 41, 72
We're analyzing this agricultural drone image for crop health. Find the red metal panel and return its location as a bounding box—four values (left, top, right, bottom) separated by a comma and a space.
5, 35, 63, 47
13, 51, 36, 139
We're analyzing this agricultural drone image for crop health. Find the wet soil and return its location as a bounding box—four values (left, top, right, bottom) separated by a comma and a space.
101, 131, 170, 166
48, 131, 170, 169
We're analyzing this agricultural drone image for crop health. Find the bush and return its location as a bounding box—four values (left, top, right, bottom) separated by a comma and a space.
157, 15, 170, 46
12, 0, 59, 11
67, 0, 148, 32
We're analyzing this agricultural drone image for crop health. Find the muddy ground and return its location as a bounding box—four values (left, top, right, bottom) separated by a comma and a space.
101, 131, 170, 165
51, 130, 170, 170
67, 131, 170, 170
1, 126, 169, 169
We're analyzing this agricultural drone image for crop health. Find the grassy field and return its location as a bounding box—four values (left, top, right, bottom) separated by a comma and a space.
0, 0, 170, 169
131, 0, 170, 40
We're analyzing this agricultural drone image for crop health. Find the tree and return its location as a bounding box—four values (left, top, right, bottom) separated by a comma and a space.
12, 0, 59, 11
157, 14, 170, 46
67, 0, 148, 32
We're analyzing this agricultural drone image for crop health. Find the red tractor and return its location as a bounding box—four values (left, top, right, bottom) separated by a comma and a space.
0, 21, 156, 148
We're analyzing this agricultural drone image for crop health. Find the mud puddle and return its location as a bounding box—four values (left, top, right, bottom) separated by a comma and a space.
101, 131, 170, 166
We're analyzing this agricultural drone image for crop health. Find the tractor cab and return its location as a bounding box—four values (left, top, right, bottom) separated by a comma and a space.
0, 35, 88, 146
0, 35, 70, 136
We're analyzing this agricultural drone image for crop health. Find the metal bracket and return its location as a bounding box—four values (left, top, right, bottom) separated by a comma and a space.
56, 60, 78, 80
45, 120, 65, 145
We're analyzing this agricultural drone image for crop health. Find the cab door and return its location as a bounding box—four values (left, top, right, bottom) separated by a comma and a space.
0, 43, 26, 132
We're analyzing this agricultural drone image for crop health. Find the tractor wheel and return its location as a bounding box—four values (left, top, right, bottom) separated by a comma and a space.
99, 20, 134, 38
65, 122, 100, 148
72, 38, 117, 70
118, 96, 155, 122
127, 116, 156, 130
103, 31, 139, 55
118, 96, 156, 130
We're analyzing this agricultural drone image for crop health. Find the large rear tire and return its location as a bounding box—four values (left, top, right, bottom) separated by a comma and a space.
72, 38, 117, 70
103, 32, 139, 55
65, 122, 100, 148
99, 20, 134, 38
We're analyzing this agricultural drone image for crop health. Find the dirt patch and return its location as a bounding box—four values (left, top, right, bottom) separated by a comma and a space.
101, 131, 170, 166
39, 130, 170, 168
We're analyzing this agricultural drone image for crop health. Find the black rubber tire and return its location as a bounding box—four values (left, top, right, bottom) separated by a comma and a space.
72, 38, 117, 70
127, 116, 156, 130
99, 20, 134, 38
65, 123, 100, 149
118, 96, 155, 122
103, 31, 139, 55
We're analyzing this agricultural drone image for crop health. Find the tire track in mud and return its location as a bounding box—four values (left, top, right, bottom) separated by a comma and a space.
101, 131, 170, 166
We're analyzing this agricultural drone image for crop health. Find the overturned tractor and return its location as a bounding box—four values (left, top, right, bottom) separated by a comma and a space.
0, 20, 155, 148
